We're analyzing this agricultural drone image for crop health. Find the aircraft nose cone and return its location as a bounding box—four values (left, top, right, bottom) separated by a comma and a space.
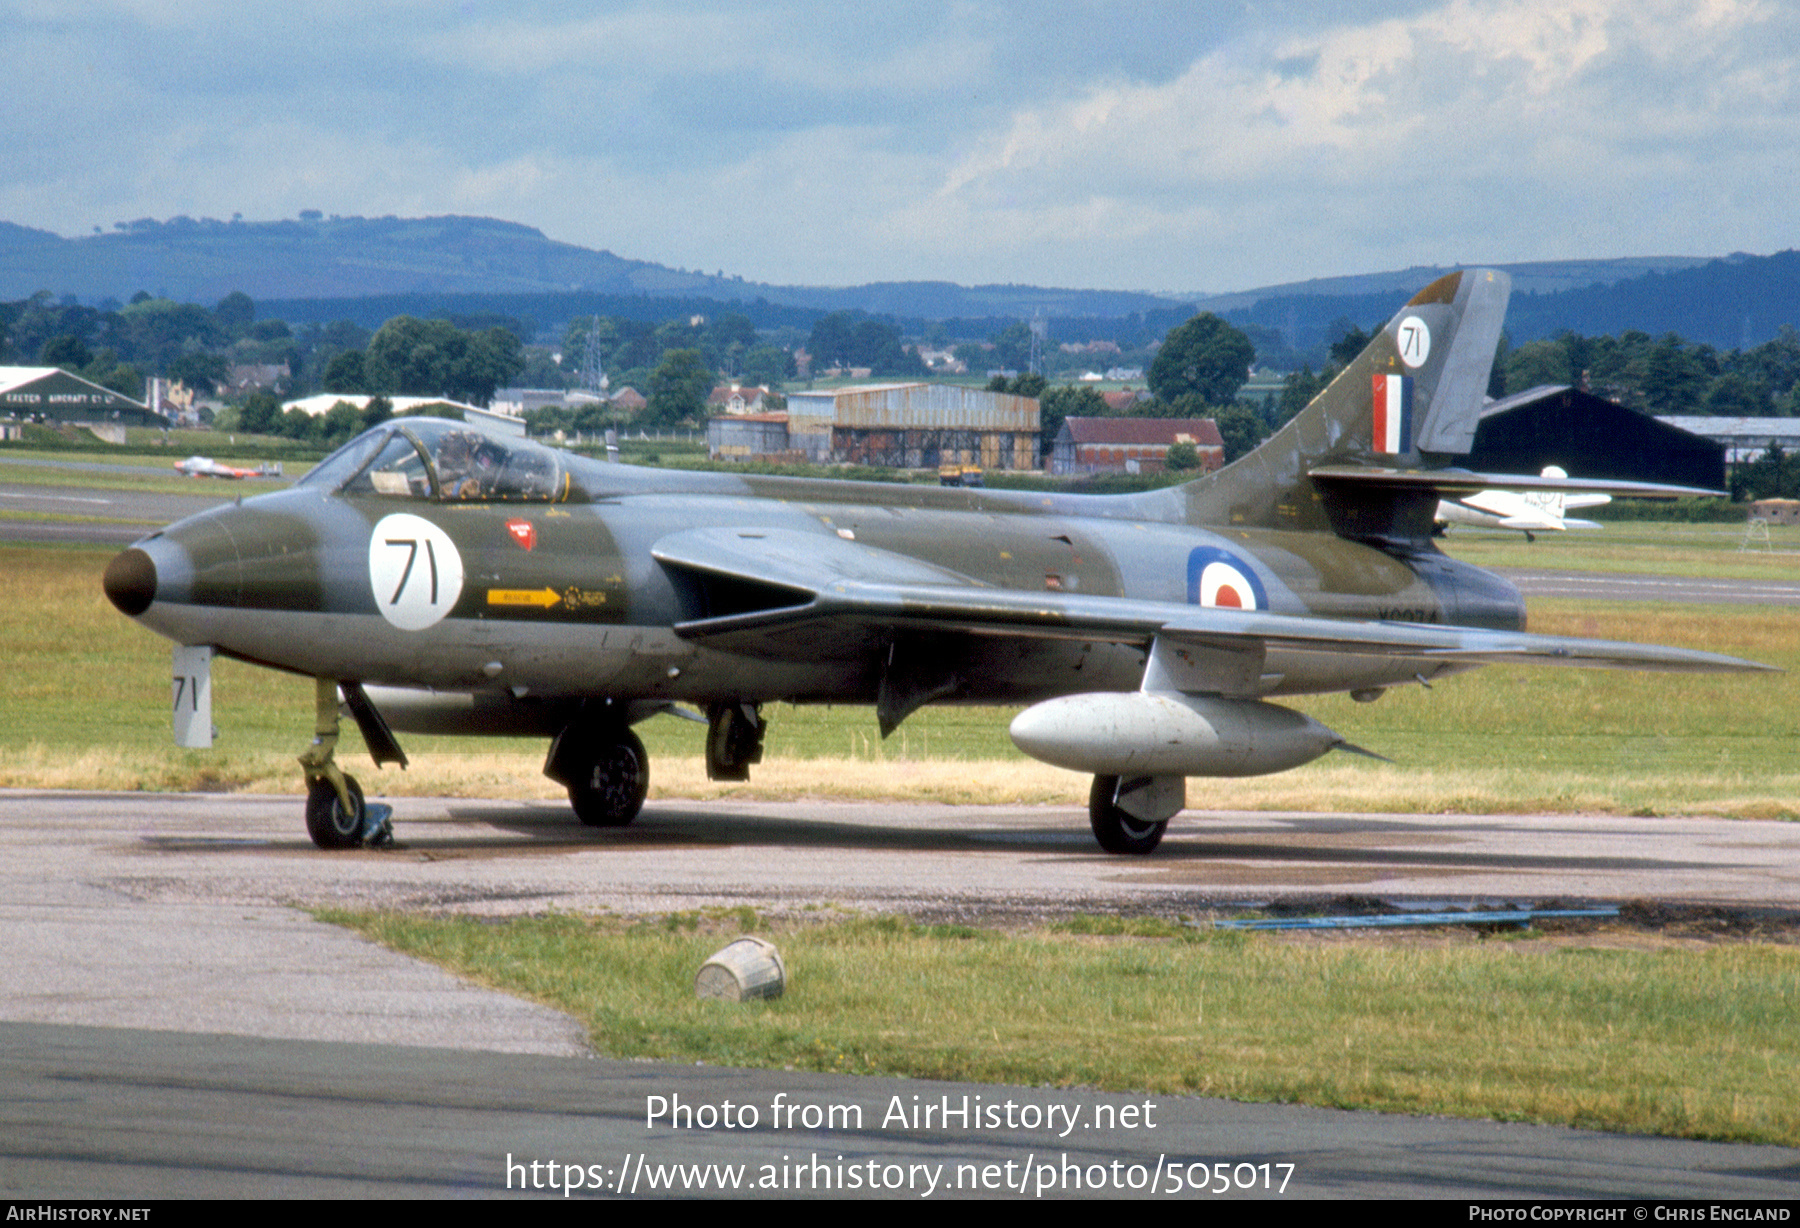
103, 547, 158, 616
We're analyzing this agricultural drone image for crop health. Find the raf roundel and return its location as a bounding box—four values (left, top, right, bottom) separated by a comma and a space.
1186, 546, 1267, 610
368, 513, 465, 631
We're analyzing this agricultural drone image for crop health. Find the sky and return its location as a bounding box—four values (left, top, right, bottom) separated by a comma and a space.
3, 0, 1796, 294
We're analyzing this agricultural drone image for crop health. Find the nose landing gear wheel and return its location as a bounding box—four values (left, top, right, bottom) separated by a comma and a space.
1088, 774, 1168, 855
305, 774, 366, 849
569, 730, 649, 828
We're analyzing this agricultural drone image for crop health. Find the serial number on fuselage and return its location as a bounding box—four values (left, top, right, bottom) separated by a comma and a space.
1375, 607, 1442, 623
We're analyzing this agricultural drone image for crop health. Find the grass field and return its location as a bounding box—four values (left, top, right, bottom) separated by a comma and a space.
328, 909, 1800, 1148
1441, 521, 1800, 582
3, 540, 1796, 816
0, 446, 303, 498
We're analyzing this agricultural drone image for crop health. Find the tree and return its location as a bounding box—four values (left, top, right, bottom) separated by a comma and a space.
1635, 333, 1709, 415
1506, 338, 1573, 391
1148, 314, 1254, 405
1702, 372, 1773, 417
321, 350, 367, 393
366, 317, 456, 397
98, 364, 144, 400
1733, 442, 1800, 501
1164, 440, 1201, 472
806, 312, 857, 369
1213, 403, 1266, 464
740, 344, 796, 390
363, 317, 523, 406
214, 291, 255, 334
806, 312, 923, 375
107, 297, 220, 370
40, 334, 92, 371
1274, 365, 1327, 428
645, 349, 713, 426
166, 350, 229, 395
703, 313, 757, 372
320, 399, 362, 446
1327, 321, 1377, 367
456, 327, 526, 406
360, 394, 393, 431
988, 372, 1046, 398
1037, 384, 1109, 456
277, 406, 320, 441
239, 391, 282, 435
988, 322, 1032, 373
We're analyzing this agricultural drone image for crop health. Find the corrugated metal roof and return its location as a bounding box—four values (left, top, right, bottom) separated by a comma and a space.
1061, 416, 1223, 447
1658, 415, 1800, 438
788, 383, 1038, 431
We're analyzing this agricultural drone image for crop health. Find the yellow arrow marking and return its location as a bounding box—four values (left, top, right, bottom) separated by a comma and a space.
487, 588, 561, 608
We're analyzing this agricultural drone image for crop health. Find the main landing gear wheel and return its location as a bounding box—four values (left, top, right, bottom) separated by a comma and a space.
569, 730, 649, 828
305, 774, 365, 849
1088, 774, 1168, 855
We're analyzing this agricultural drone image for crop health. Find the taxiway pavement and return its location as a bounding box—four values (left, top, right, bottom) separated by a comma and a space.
3, 791, 1797, 1199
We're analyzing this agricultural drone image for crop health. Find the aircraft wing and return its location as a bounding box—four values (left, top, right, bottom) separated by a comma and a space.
651, 527, 1772, 676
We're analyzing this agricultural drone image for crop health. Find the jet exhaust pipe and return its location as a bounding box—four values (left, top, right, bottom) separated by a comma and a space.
1009, 692, 1346, 778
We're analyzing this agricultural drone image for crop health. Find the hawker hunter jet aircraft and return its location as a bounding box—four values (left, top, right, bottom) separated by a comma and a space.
104, 269, 1770, 854
1435, 466, 1613, 538
175, 456, 271, 480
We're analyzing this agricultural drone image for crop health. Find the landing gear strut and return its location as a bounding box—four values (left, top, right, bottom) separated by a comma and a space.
546, 721, 649, 827
705, 702, 765, 782
1087, 774, 1182, 855
298, 677, 394, 849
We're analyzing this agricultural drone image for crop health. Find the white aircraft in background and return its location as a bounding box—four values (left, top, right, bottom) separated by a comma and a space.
175, 456, 276, 480
1436, 466, 1611, 539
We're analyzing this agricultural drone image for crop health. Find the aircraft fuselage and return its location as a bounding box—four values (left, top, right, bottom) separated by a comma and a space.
118, 466, 1521, 713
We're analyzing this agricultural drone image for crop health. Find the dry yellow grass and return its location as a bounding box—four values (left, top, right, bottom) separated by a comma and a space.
12, 741, 1794, 821
5, 542, 1796, 816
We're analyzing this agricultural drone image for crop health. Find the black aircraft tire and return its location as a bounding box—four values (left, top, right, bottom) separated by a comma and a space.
1088, 775, 1168, 855
305, 775, 365, 850
569, 730, 649, 828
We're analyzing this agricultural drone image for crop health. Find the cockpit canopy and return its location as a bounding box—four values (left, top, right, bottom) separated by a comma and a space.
298, 418, 585, 504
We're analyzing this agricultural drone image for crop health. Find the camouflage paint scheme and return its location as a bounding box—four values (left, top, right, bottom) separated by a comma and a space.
103, 270, 1769, 852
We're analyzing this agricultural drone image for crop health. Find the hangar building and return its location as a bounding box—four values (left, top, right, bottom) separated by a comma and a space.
0, 366, 165, 434
782, 383, 1039, 470
1467, 385, 1724, 491
1050, 417, 1225, 476
1654, 417, 1800, 465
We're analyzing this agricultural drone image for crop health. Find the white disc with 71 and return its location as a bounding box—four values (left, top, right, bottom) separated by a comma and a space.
368, 513, 463, 630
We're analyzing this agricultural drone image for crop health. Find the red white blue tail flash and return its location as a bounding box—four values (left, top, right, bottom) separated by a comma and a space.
1371, 374, 1413, 455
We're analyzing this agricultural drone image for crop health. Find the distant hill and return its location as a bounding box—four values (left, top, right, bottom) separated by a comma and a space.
0, 213, 1174, 321
0, 214, 729, 303
1189, 256, 1714, 313
3, 212, 1797, 354
1212, 252, 1800, 355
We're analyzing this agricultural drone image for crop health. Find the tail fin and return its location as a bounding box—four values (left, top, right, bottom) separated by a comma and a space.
1171, 268, 1511, 543
1525, 466, 1570, 522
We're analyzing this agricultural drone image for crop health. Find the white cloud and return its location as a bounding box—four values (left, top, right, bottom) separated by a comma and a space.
882, 0, 1799, 287
0, 0, 1794, 291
